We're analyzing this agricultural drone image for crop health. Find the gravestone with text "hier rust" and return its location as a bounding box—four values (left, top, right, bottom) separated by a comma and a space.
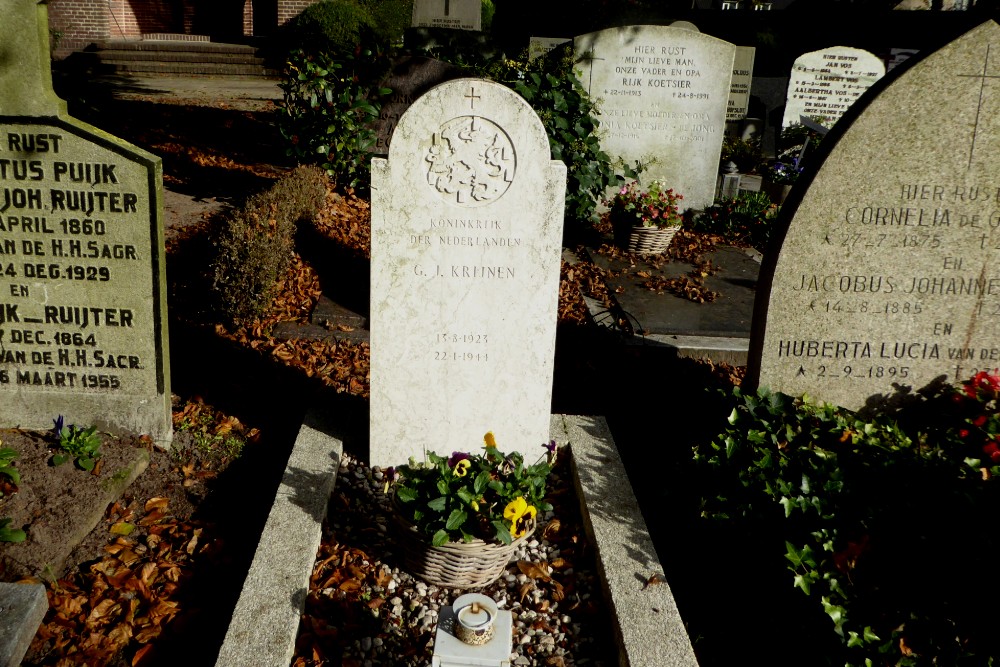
574, 25, 735, 212
0, 0, 170, 443
750, 20, 1000, 411
370, 79, 566, 467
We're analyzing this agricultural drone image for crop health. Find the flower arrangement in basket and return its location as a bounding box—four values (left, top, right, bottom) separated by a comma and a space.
389, 432, 555, 588
605, 180, 683, 254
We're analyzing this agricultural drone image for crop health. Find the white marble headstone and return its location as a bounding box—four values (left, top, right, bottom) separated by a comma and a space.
370, 79, 567, 467
781, 46, 885, 130
727, 46, 756, 122
412, 0, 481, 31
574, 25, 736, 211
751, 21, 1000, 410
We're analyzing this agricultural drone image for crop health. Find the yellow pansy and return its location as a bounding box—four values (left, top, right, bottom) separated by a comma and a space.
503, 496, 537, 539
454, 459, 471, 477
484, 432, 497, 448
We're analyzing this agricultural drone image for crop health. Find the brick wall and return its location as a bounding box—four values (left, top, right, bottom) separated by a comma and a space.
277, 0, 322, 26
109, 0, 140, 39
48, 0, 111, 52
243, 0, 254, 36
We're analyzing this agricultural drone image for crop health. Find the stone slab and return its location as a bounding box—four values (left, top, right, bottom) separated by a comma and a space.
0, 0, 171, 444
574, 26, 736, 212
432, 607, 513, 667
370, 79, 566, 466
412, 0, 481, 31
589, 245, 759, 338
751, 20, 1000, 409
781, 46, 885, 130
553, 414, 698, 667
0, 582, 47, 667
215, 408, 343, 667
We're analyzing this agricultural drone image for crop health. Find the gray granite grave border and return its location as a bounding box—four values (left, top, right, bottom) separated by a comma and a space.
0, 581, 48, 667
214, 413, 696, 667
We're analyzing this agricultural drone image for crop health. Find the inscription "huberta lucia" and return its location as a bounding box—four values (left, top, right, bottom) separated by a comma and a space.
777, 340, 940, 360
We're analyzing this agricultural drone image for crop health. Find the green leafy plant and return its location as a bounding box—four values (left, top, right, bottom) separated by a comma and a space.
392, 433, 555, 546
0, 517, 25, 543
0, 444, 19, 487
687, 191, 777, 249
694, 380, 1000, 665
51, 415, 102, 471
278, 48, 388, 190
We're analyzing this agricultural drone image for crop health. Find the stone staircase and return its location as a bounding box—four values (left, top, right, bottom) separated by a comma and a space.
80, 37, 278, 77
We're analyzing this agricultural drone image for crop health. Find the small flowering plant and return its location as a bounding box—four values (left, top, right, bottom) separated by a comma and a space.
764, 160, 804, 185
604, 180, 683, 229
949, 369, 1000, 474
392, 432, 555, 547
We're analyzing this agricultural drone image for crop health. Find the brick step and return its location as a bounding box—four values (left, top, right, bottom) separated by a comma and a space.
95, 39, 260, 54
95, 49, 267, 65
81, 40, 279, 77
95, 59, 277, 76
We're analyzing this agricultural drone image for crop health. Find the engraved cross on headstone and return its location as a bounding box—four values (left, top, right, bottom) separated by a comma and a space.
576, 49, 606, 96
444, 0, 450, 15
0, 0, 63, 116
958, 43, 1000, 169
465, 86, 481, 109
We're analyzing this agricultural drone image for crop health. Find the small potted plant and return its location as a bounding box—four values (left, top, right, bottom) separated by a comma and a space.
763, 160, 803, 205
605, 180, 683, 254
390, 432, 556, 588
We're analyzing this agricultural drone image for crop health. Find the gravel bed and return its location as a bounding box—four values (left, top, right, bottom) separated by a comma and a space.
292, 449, 617, 667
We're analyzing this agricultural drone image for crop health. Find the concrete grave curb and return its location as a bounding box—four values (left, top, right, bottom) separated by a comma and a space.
215, 413, 697, 666
0, 582, 47, 667
214, 410, 344, 667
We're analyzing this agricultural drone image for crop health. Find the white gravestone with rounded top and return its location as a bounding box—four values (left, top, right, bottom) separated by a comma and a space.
781, 46, 885, 130
750, 21, 1000, 410
370, 79, 567, 467
0, 0, 170, 443
574, 25, 735, 212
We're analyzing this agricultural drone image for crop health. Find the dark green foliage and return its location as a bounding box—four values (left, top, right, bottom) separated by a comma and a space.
695, 382, 1000, 665
210, 165, 328, 326
686, 191, 777, 250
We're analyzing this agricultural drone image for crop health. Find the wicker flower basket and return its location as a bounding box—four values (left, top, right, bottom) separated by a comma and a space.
617, 224, 679, 254
390, 505, 534, 588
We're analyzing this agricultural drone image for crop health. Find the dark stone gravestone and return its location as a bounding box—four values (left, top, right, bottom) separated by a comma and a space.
373, 56, 463, 157
749, 20, 1000, 411
0, 0, 171, 442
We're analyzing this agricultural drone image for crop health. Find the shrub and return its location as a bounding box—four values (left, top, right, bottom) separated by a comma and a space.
282, 0, 378, 58
686, 190, 777, 249
209, 165, 328, 326
360, 0, 411, 45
